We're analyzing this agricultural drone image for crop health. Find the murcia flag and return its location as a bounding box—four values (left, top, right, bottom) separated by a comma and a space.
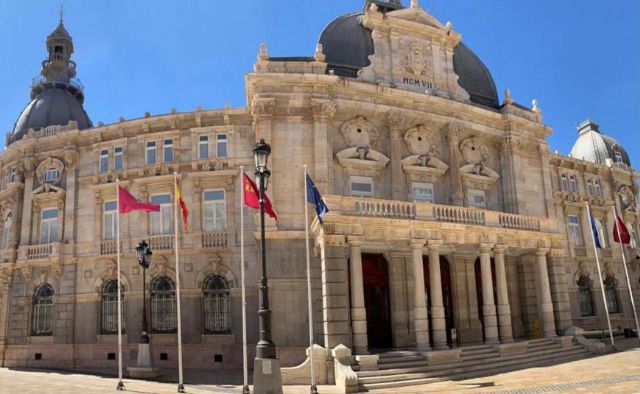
118, 186, 160, 213
176, 180, 189, 231
243, 172, 277, 219
613, 214, 631, 245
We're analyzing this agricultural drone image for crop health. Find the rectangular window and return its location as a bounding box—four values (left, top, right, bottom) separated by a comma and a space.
560, 174, 569, 192
203, 190, 226, 232
568, 215, 583, 246
99, 149, 109, 173
596, 218, 608, 248
39, 209, 58, 244
150, 194, 172, 235
350, 176, 373, 198
569, 175, 578, 193
594, 180, 602, 198
146, 141, 156, 165
198, 135, 209, 160
629, 224, 638, 248
44, 168, 58, 183
216, 134, 227, 158
586, 179, 593, 197
103, 201, 117, 240
467, 189, 486, 209
114, 147, 123, 170
9, 168, 16, 183
163, 139, 174, 163
411, 182, 434, 203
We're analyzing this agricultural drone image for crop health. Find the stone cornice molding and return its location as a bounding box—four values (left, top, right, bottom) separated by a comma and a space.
310, 99, 337, 121
250, 97, 276, 122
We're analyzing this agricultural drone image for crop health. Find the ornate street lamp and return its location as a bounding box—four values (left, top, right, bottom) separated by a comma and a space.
136, 240, 152, 344
127, 240, 160, 379
252, 139, 283, 393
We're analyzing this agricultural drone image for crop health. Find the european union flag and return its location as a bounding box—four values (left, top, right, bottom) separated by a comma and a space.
306, 174, 329, 224
589, 212, 602, 249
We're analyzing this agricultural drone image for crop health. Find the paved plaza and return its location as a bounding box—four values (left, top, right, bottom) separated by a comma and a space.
0, 346, 639, 393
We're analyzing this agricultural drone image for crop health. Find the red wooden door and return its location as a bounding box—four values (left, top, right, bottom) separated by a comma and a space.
362, 254, 392, 348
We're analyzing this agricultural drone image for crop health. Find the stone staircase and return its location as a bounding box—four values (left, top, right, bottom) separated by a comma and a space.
355, 338, 593, 391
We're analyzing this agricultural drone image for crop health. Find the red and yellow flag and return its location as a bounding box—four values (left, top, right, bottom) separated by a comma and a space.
176, 181, 189, 231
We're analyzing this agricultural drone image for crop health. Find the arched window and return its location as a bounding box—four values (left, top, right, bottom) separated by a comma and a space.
577, 276, 594, 317
1, 211, 12, 250
101, 280, 125, 335
203, 275, 231, 334
31, 284, 54, 336
604, 276, 620, 314
151, 276, 176, 333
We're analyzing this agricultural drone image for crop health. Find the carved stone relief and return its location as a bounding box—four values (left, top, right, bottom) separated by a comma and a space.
336, 116, 389, 171
619, 185, 636, 211
401, 39, 433, 77
459, 137, 500, 179
35, 157, 65, 186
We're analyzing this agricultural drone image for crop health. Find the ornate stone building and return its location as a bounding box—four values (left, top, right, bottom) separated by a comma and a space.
0, 0, 637, 388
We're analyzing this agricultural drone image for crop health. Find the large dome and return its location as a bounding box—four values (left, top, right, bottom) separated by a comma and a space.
570, 120, 631, 166
318, 12, 499, 108
10, 86, 93, 144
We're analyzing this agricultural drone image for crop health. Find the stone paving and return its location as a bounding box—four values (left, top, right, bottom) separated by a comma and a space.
0, 347, 639, 393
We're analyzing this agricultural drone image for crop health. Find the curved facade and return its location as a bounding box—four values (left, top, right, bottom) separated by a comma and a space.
0, 2, 638, 383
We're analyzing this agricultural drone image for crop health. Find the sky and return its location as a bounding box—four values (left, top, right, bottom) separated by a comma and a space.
0, 0, 637, 167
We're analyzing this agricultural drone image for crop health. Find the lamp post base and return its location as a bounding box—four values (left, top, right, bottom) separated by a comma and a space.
252, 358, 283, 394
128, 343, 161, 379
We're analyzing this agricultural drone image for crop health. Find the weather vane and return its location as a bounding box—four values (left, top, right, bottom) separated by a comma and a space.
59, 5, 64, 24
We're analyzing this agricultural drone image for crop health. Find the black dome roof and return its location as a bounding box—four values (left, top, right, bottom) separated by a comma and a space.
11, 86, 93, 144
318, 13, 499, 108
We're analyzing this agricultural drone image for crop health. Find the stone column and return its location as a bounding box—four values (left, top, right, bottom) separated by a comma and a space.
410, 240, 429, 351
447, 124, 464, 206
535, 248, 557, 337
480, 244, 499, 344
348, 237, 368, 354
320, 236, 350, 349
547, 251, 573, 334
311, 99, 336, 195
386, 112, 405, 201
493, 244, 513, 343
428, 240, 448, 349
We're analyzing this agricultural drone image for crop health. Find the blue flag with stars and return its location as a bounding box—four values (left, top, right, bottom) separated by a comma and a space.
306, 174, 329, 224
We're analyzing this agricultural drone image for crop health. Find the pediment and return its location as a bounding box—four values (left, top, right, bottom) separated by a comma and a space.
388, 7, 445, 29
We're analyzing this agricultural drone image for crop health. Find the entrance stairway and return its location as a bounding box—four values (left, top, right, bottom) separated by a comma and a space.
355, 338, 593, 391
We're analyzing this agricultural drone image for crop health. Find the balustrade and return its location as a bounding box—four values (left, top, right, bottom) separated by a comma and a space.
149, 234, 173, 251
202, 231, 227, 248
498, 213, 541, 231
100, 240, 119, 255
434, 205, 485, 225
21, 243, 59, 260
355, 199, 416, 219
574, 246, 588, 257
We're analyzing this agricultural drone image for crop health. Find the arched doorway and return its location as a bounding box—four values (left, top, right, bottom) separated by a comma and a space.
474, 258, 496, 342
362, 254, 392, 348
424, 256, 455, 346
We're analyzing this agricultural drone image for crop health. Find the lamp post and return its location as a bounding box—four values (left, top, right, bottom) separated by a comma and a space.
252, 139, 283, 394
127, 240, 161, 379
136, 240, 152, 344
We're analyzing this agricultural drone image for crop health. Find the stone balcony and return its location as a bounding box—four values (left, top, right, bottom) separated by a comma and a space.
324, 195, 546, 232
201, 231, 227, 248
149, 234, 174, 251
18, 242, 61, 261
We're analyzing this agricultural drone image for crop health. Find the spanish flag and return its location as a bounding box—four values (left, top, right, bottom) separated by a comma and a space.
176, 180, 189, 231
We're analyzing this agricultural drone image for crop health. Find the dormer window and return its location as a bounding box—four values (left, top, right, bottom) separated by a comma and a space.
594, 180, 602, 198
569, 175, 578, 193
614, 151, 623, 163
44, 168, 59, 183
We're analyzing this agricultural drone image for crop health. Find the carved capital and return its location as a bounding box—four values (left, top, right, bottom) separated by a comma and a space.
310, 99, 336, 121
427, 239, 443, 251
536, 247, 550, 257
479, 243, 494, 254
409, 239, 426, 250
346, 236, 362, 247
493, 244, 507, 255
250, 97, 276, 122
385, 111, 405, 132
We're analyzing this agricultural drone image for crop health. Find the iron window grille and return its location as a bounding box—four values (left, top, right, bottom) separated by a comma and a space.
203, 275, 231, 334
151, 276, 177, 333
101, 280, 126, 334
604, 276, 620, 314
577, 276, 595, 317
31, 284, 54, 336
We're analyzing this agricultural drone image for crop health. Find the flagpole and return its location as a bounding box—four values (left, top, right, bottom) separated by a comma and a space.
303, 165, 318, 394
115, 179, 124, 391
612, 205, 640, 342
240, 166, 250, 394
174, 172, 185, 393
585, 202, 615, 348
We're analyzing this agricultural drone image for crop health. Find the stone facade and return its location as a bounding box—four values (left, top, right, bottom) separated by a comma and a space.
0, 2, 638, 373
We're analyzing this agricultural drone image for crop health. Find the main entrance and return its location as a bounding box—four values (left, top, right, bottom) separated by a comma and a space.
424, 256, 455, 346
362, 254, 392, 348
